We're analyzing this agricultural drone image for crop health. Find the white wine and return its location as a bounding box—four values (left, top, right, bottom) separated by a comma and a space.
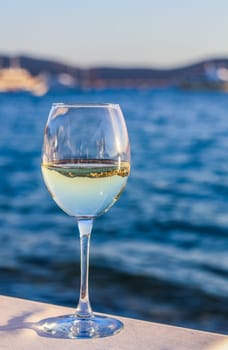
41, 159, 130, 218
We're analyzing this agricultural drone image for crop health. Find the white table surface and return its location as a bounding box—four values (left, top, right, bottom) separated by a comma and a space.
0, 295, 227, 350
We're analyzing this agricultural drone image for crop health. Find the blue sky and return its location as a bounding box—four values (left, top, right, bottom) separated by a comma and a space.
1, 0, 228, 67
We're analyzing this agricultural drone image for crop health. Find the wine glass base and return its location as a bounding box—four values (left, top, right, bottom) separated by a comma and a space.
35, 314, 124, 339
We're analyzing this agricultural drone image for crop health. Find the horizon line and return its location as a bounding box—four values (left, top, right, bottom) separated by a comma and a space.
1, 51, 228, 71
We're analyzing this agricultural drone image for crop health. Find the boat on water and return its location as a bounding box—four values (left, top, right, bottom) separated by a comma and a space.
179, 63, 228, 92
0, 64, 48, 96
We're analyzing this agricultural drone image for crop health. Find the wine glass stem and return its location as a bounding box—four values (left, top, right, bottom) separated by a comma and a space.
75, 219, 93, 319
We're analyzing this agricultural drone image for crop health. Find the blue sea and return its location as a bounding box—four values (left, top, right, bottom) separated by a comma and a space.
0, 88, 227, 334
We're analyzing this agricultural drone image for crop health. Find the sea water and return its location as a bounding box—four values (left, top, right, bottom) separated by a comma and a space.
0, 88, 227, 334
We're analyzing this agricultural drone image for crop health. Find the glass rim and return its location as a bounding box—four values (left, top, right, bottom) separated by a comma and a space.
52, 102, 120, 108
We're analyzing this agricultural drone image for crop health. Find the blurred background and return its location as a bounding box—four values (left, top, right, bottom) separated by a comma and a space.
0, 0, 228, 335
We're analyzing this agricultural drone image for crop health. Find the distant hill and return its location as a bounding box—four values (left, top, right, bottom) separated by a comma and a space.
1, 54, 228, 89
0, 54, 80, 76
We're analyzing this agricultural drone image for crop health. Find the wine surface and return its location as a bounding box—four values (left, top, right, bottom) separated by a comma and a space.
41, 159, 130, 218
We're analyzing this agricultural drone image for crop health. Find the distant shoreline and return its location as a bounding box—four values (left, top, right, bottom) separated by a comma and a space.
1, 54, 228, 90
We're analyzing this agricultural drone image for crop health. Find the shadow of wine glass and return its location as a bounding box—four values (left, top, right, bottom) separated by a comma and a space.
0, 311, 36, 332
0, 310, 60, 338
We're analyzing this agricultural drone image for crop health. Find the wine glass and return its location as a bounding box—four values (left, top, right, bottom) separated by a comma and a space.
38, 103, 130, 338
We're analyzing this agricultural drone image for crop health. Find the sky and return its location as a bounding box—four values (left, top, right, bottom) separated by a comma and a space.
1, 0, 228, 68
